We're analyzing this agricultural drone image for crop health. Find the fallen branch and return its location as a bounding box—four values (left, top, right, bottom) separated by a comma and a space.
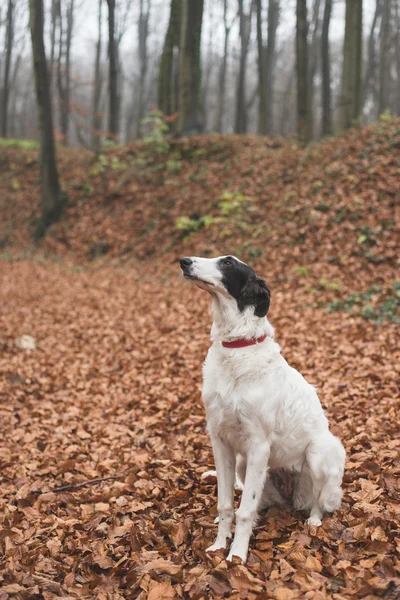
52, 473, 129, 493
31, 471, 131, 495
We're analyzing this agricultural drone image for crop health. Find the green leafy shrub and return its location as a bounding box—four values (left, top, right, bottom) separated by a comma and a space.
327, 282, 400, 323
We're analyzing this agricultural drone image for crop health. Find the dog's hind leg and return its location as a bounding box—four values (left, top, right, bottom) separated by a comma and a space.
306, 433, 345, 526
206, 435, 236, 553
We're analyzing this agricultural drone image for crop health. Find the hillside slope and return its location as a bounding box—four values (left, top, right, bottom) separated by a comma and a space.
0, 123, 399, 597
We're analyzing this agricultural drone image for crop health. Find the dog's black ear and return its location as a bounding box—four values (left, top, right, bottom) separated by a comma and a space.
238, 276, 271, 317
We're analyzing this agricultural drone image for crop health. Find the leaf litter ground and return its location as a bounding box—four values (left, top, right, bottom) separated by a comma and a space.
0, 121, 399, 599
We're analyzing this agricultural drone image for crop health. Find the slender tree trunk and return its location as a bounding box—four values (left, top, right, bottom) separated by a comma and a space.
158, 0, 181, 118
214, 0, 233, 132
265, 0, 279, 134
296, 0, 311, 142
1, 0, 14, 137
395, 0, 400, 115
178, 0, 204, 136
201, 0, 214, 122
378, 0, 391, 114
256, 0, 267, 134
29, 0, 64, 237
321, 0, 332, 136
57, 0, 73, 145
338, 0, 363, 130
49, 0, 58, 87
106, 0, 119, 140
92, 0, 103, 150
363, 0, 382, 108
309, 0, 321, 137
9, 52, 22, 137
135, 0, 151, 138
235, 0, 253, 134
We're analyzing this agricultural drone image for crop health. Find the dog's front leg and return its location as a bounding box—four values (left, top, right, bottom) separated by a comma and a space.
227, 441, 270, 563
206, 434, 235, 553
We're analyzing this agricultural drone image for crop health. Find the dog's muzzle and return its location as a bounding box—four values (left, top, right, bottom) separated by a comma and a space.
180, 257, 193, 279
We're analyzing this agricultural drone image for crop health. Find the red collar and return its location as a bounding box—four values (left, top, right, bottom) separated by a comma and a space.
222, 334, 267, 349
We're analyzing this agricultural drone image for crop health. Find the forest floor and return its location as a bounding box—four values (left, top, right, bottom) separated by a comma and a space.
0, 120, 399, 599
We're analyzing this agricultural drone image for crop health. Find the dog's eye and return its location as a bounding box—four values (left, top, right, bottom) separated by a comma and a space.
224, 260, 232, 266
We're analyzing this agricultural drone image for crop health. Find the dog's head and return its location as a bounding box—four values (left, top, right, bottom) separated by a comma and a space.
179, 255, 270, 317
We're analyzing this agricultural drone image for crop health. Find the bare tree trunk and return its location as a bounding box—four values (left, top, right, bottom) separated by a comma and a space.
256, 0, 266, 133
29, 0, 64, 238
1, 0, 14, 137
158, 0, 181, 118
395, 0, 400, 115
363, 0, 382, 109
321, 0, 332, 136
57, 0, 74, 145
296, 0, 311, 142
106, 0, 119, 140
235, 0, 253, 134
265, 0, 279, 134
49, 0, 58, 87
378, 0, 391, 114
338, 0, 363, 130
8, 51, 23, 138
92, 0, 103, 150
201, 0, 214, 128
309, 0, 321, 137
214, 0, 233, 132
135, 0, 151, 138
178, 0, 204, 136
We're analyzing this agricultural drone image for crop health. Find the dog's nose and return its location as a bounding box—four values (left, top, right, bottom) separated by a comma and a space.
179, 257, 193, 268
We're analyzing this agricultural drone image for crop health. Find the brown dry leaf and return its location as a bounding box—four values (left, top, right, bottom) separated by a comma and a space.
147, 579, 176, 600
142, 559, 182, 577
304, 555, 323, 573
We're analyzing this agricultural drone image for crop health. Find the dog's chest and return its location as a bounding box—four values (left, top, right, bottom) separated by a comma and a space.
202, 349, 268, 446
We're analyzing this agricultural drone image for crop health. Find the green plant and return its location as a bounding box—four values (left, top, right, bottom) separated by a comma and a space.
0, 137, 38, 150
327, 282, 399, 323
218, 190, 253, 215
142, 110, 170, 155
294, 266, 309, 277
176, 214, 217, 234
319, 277, 341, 291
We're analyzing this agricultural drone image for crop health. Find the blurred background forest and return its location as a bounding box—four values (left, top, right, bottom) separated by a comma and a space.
0, 0, 399, 147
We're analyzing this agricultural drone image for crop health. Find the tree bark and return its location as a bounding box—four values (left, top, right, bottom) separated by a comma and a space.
29, 0, 64, 237
378, 0, 391, 114
309, 0, 321, 136
92, 0, 103, 150
178, 0, 204, 136
363, 0, 382, 108
135, 0, 151, 138
235, 0, 253, 134
265, 0, 279, 134
338, 0, 363, 130
1, 0, 14, 137
158, 0, 181, 118
57, 0, 74, 145
321, 0, 332, 136
106, 0, 119, 140
214, 0, 234, 132
296, 0, 311, 142
256, 0, 267, 134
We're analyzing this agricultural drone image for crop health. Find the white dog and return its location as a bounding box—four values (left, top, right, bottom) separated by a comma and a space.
180, 255, 345, 563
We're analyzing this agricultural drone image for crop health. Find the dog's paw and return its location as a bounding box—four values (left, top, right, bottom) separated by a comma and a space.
206, 539, 227, 553
201, 470, 217, 480
227, 548, 247, 563
307, 516, 322, 527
